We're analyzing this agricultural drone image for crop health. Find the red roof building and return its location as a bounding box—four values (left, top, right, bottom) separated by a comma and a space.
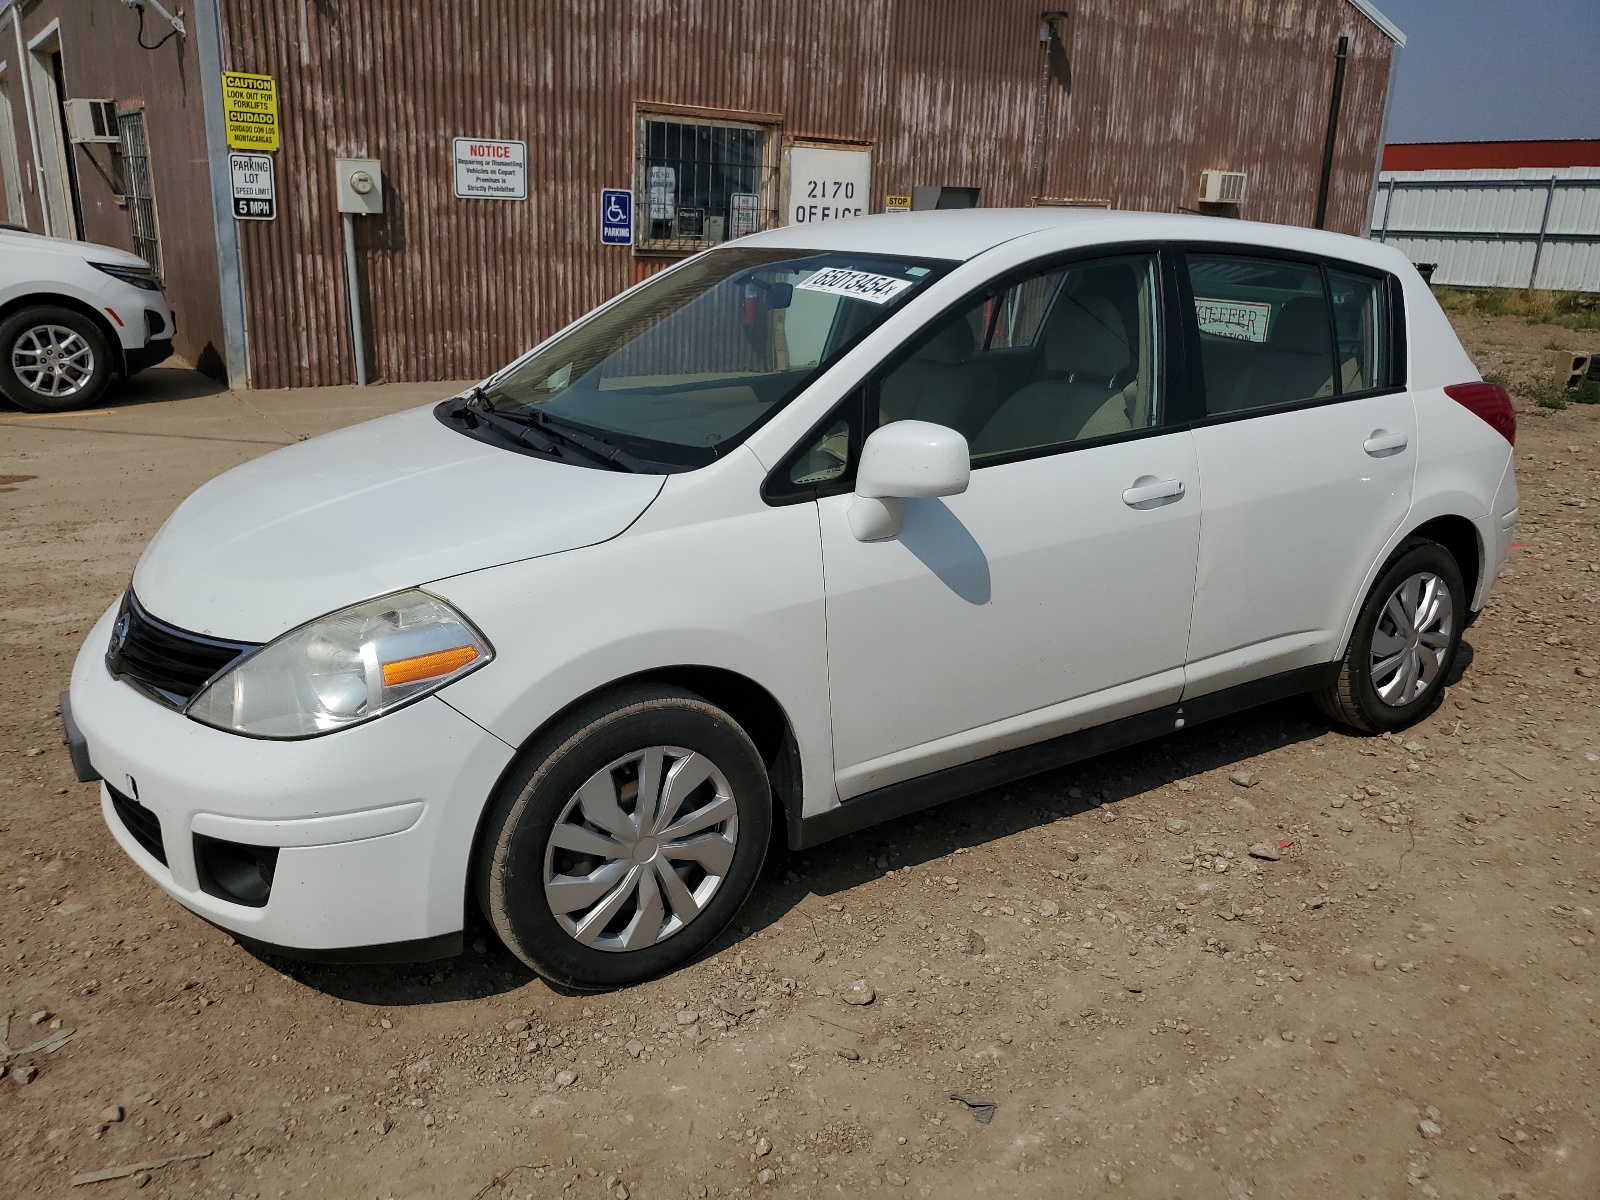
1382, 140, 1600, 172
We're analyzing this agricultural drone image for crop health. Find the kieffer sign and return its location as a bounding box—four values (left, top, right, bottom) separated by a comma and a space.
453, 138, 527, 200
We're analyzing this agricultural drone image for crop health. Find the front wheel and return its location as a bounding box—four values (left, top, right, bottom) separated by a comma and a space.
1316, 539, 1466, 733
477, 685, 772, 989
0, 305, 114, 412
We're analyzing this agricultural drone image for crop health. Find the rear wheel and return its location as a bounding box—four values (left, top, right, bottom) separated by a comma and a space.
1316, 540, 1465, 733
477, 685, 771, 989
0, 305, 114, 412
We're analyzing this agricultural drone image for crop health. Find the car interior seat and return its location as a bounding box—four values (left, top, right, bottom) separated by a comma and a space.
878, 317, 1000, 440
1217, 295, 1337, 411
971, 294, 1136, 455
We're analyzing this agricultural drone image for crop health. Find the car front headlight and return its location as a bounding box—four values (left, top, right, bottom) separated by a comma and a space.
88, 260, 163, 291
187, 590, 492, 738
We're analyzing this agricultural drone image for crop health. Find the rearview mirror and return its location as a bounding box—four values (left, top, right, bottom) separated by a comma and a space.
849, 421, 970, 541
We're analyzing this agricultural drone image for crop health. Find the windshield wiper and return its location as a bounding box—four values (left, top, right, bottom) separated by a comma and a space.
497, 405, 653, 473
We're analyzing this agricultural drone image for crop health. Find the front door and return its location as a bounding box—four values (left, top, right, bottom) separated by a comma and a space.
807, 251, 1202, 800
1182, 251, 1416, 694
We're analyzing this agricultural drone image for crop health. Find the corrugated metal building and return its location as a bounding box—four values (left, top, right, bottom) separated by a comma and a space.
1, 0, 1403, 390
1372, 141, 1600, 292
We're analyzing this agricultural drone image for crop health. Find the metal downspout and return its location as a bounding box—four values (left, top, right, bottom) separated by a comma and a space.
192, 0, 250, 389
5, 0, 50, 234
1314, 35, 1349, 230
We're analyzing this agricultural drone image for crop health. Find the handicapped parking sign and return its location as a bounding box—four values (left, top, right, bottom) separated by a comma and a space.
600, 188, 633, 245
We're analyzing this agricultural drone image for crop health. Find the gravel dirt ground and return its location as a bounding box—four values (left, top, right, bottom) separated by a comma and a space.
1, 318, 1596, 1200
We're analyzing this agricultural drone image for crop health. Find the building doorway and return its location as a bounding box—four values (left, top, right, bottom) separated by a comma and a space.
26, 22, 78, 238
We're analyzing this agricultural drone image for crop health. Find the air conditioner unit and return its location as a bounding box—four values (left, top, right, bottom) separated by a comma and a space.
1199, 169, 1247, 205
64, 99, 120, 144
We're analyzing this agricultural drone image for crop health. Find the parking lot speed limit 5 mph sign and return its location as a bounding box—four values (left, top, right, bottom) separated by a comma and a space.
230, 153, 276, 220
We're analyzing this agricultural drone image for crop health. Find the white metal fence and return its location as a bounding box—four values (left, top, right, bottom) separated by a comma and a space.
1371, 168, 1600, 292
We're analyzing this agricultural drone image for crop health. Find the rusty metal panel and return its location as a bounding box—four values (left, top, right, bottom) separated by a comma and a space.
218, 0, 1396, 389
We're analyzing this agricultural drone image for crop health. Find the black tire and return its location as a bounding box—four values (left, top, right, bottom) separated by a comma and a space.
0, 304, 115, 412
1316, 539, 1466, 733
476, 684, 771, 990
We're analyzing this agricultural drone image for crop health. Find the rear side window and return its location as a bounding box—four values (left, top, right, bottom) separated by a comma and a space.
1187, 254, 1394, 418
1328, 269, 1385, 393
1189, 256, 1334, 416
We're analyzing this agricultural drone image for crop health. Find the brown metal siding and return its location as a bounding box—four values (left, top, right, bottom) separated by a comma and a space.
219, 0, 1395, 390
2, 0, 224, 374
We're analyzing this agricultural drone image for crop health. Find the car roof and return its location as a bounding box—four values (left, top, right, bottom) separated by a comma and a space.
737, 208, 1411, 275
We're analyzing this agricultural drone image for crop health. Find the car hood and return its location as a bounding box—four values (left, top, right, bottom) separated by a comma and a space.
132, 405, 667, 641
0, 227, 152, 269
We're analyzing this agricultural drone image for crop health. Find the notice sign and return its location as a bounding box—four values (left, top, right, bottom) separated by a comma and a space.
729, 192, 760, 239
600, 188, 632, 244
1194, 297, 1273, 343
229, 153, 275, 220
221, 72, 279, 151
453, 138, 527, 200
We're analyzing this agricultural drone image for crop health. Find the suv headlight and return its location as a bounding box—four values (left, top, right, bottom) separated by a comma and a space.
88, 260, 163, 291
187, 590, 491, 738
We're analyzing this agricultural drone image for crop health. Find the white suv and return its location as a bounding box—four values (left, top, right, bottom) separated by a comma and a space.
65, 210, 1517, 988
0, 226, 175, 411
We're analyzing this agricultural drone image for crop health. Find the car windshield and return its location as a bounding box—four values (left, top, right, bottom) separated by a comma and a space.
472, 247, 951, 469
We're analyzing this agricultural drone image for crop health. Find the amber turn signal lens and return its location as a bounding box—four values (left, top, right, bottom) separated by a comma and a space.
381, 645, 479, 687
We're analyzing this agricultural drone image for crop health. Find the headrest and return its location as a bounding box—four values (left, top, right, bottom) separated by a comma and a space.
1042, 295, 1131, 377
916, 318, 975, 365
1271, 297, 1333, 356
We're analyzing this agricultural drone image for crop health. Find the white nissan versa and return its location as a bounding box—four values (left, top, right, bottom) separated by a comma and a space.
65, 210, 1517, 989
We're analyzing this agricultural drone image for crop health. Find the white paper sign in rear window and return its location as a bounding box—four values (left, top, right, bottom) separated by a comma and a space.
1194, 297, 1273, 343
796, 268, 912, 304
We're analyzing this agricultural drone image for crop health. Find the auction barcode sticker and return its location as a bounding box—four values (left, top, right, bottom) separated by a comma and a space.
796, 268, 913, 304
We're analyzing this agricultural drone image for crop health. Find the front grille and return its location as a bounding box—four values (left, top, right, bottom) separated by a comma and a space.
105, 590, 259, 709
107, 783, 167, 865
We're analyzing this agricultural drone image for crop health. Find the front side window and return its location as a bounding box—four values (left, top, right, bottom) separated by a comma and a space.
1189, 255, 1340, 416
876, 253, 1164, 462
464, 249, 949, 469
635, 114, 779, 253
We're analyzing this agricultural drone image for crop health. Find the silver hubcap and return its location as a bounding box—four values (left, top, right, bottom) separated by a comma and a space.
12, 324, 95, 397
1369, 571, 1453, 707
543, 746, 739, 953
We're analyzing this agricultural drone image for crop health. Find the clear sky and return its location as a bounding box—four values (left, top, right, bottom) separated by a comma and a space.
1376, 0, 1600, 143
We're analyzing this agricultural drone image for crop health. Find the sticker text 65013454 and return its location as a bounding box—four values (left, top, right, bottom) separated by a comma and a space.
796, 268, 912, 304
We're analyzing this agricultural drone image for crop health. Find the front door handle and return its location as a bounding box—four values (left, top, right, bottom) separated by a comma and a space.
1122, 477, 1185, 507
1363, 429, 1408, 456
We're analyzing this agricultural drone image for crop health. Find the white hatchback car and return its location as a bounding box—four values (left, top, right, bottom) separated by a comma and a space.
0, 226, 175, 411
66, 210, 1517, 988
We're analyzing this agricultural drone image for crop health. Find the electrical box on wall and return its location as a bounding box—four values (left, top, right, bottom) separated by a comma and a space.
65, 99, 120, 144
336, 158, 384, 215
1199, 170, 1247, 205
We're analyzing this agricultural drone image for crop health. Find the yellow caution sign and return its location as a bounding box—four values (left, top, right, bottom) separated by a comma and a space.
221, 71, 279, 152
885, 194, 911, 213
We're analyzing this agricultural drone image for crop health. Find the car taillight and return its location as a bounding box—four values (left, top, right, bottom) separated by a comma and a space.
1444, 382, 1516, 446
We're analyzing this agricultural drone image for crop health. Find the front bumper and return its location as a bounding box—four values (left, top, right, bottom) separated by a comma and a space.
123, 336, 174, 375
69, 603, 515, 954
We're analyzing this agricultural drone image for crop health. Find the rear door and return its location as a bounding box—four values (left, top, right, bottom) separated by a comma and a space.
1181, 249, 1415, 696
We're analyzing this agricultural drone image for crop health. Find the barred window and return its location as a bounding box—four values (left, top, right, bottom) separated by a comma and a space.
634, 111, 779, 254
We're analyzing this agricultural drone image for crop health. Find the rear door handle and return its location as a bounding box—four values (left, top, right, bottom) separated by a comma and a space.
1122, 477, 1185, 507
1363, 429, 1408, 456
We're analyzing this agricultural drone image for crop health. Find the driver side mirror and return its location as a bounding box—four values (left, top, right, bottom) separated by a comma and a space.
849, 421, 970, 541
